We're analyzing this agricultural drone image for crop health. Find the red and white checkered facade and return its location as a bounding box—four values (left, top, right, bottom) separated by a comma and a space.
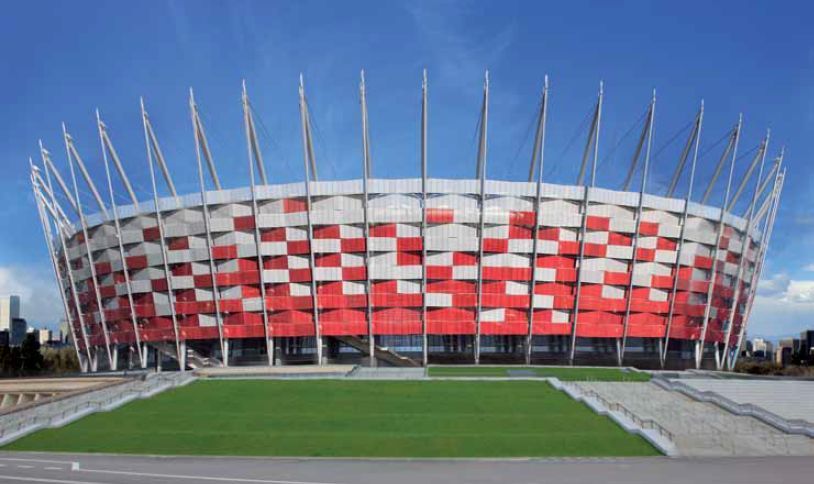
55, 177, 762, 360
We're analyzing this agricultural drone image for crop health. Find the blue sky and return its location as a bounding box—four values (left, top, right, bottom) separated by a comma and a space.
1, 0, 812, 339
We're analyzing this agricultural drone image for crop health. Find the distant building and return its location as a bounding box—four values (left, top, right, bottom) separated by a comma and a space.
58, 319, 72, 345
800, 330, 814, 360
775, 338, 801, 366
35, 328, 52, 346
777, 338, 799, 350
743, 340, 753, 356
752, 338, 773, 359
0, 296, 29, 347
10, 318, 27, 346
0, 295, 21, 332
775, 347, 791, 366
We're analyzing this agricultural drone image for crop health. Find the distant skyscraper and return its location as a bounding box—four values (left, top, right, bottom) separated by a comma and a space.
800, 330, 814, 360
0, 295, 21, 332
10, 318, 27, 346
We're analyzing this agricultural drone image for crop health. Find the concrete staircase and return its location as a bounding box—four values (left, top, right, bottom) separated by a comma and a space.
679, 379, 814, 424
0, 392, 57, 409
0, 372, 194, 446
334, 336, 421, 367
574, 381, 814, 457
151, 342, 222, 369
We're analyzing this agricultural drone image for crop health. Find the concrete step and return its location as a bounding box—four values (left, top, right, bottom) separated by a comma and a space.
334, 336, 421, 367
574, 381, 814, 457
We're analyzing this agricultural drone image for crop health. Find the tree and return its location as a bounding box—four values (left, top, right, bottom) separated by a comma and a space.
19, 333, 44, 374
9, 346, 22, 376
0, 345, 11, 376
42, 347, 80, 373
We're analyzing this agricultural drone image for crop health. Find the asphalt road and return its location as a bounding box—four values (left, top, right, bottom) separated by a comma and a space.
0, 452, 812, 484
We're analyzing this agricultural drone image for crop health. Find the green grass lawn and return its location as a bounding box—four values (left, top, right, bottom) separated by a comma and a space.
5, 380, 658, 457
428, 366, 652, 381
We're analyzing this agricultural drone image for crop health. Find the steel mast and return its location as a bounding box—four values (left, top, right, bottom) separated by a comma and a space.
569, 81, 604, 364
526, 76, 549, 364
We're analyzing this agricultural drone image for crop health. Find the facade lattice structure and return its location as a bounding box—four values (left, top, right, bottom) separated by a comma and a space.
29, 74, 785, 372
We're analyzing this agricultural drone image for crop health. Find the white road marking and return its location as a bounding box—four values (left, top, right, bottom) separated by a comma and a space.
0, 458, 75, 465
44, 467, 63, 470
0, 458, 340, 484
0, 476, 114, 484
17, 465, 34, 468
75, 465, 341, 484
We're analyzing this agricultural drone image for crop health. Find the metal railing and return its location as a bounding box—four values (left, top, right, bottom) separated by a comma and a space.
652, 378, 814, 438
577, 386, 675, 441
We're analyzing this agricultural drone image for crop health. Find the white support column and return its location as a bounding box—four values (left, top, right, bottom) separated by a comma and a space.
569, 185, 592, 364
526, 76, 549, 365
41, 151, 78, 214
243, 94, 269, 187
420, 70, 429, 367
178, 340, 187, 370
721, 134, 770, 369
191, 99, 222, 191
39, 152, 93, 367
662, 102, 704, 367
36, 155, 73, 224
474, 71, 489, 365
140, 99, 184, 371
242, 82, 274, 366
65, 137, 108, 219
223, 338, 230, 366
751, 160, 781, 214
144, 119, 178, 198
63, 126, 114, 369
730, 169, 784, 369
298, 75, 323, 365
96, 113, 145, 368
100, 129, 140, 207
727, 141, 768, 213
359, 71, 376, 366
189, 90, 227, 366
90, 348, 99, 372
620, 92, 657, 364
569, 82, 604, 365
696, 116, 742, 369
111, 345, 119, 371
30, 165, 84, 371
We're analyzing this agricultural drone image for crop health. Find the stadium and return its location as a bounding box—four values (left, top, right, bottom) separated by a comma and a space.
29, 74, 785, 373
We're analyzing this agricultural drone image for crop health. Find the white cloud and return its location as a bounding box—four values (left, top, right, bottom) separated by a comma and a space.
0, 265, 63, 330
748, 272, 814, 338
757, 273, 789, 297
804, 263, 814, 272
758, 273, 814, 304
785, 280, 814, 303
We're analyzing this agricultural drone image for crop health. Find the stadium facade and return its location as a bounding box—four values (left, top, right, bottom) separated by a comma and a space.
29, 73, 785, 373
